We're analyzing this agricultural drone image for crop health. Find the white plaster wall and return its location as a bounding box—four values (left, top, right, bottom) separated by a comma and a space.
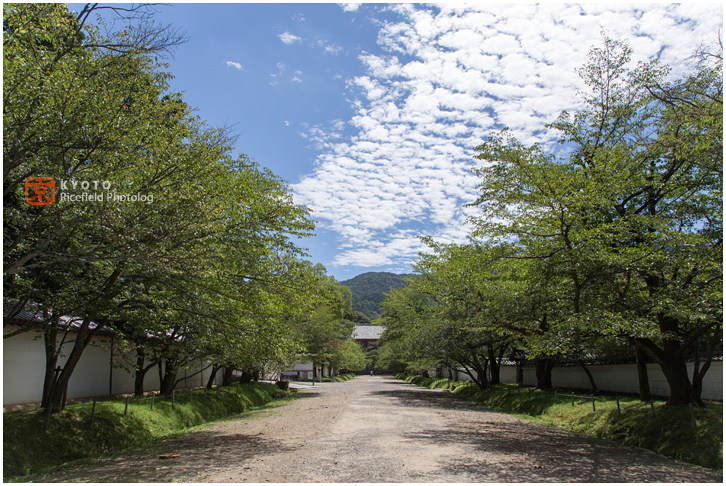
4, 326, 223, 406
62, 336, 115, 400
499, 365, 518, 384
2, 328, 119, 404
174, 361, 218, 390
452, 367, 518, 384
3, 328, 48, 404
510, 362, 722, 400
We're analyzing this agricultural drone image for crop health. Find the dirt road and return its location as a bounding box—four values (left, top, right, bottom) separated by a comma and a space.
47, 376, 720, 482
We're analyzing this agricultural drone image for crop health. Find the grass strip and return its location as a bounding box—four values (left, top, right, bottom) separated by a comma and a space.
399, 374, 722, 471
3, 381, 286, 481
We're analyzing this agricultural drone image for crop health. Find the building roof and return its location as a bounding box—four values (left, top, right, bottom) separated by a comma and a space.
352, 325, 385, 341
4, 298, 114, 335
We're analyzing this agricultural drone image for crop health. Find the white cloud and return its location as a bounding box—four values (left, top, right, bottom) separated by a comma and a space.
225, 61, 242, 70
293, 4, 723, 271
340, 3, 360, 13
279, 32, 302, 45
325, 44, 343, 55
318, 40, 344, 56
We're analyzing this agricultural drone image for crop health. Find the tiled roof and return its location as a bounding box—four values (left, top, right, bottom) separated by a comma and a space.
4, 298, 114, 335
4, 298, 45, 323
352, 325, 385, 340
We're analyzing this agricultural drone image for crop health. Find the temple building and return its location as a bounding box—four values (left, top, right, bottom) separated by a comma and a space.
352, 325, 385, 352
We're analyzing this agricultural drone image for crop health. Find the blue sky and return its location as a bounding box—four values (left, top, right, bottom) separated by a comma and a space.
73, 2, 722, 281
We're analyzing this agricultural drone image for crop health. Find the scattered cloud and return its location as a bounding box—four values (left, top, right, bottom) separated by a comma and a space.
293, 13, 305, 22
292, 71, 303, 83
279, 32, 302, 45
318, 40, 344, 55
340, 3, 360, 13
269, 63, 286, 86
292, 4, 723, 271
225, 60, 242, 70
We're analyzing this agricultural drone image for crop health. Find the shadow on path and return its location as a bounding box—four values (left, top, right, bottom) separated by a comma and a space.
46, 430, 297, 483
369, 387, 488, 412
403, 422, 713, 482
370, 384, 722, 483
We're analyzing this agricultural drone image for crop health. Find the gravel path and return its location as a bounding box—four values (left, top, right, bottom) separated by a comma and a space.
45, 375, 721, 482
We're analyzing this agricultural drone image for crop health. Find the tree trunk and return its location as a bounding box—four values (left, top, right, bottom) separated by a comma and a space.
134, 351, 147, 396
238, 370, 253, 384
633, 336, 692, 405
47, 317, 100, 412
487, 344, 501, 385
515, 360, 523, 385
578, 361, 598, 394
654, 333, 694, 406
691, 325, 719, 406
46, 268, 125, 411
658, 354, 693, 406
159, 359, 178, 396
468, 349, 489, 391
41, 324, 60, 408
635, 345, 651, 401
459, 363, 486, 390
206, 364, 221, 388
468, 361, 488, 390
534, 356, 555, 389
133, 346, 162, 396
222, 366, 234, 386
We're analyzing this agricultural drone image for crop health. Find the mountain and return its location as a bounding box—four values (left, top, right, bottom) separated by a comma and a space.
340, 272, 410, 321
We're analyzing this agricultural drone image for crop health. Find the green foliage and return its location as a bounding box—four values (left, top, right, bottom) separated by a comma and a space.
288, 266, 358, 372
385, 34, 722, 404
378, 245, 523, 389
3, 3, 322, 408
469, 35, 722, 404
2, 382, 286, 480
368, 343, 409, 373
343, 310, 372, 324
330, 339, 367, 372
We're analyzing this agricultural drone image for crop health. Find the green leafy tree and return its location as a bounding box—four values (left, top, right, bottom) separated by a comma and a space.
330, 339, 366, 373
3, 4, 317, 410
290, 264, 353, 379
470, 35, 722, 405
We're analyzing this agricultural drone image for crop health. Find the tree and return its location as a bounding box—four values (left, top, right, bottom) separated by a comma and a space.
289, 264, 353, 379
344, 310, 372, 324
470, 35, 722, 405
3, 4, 317, 410
330, 339, 366, 373
377, 283, 442, 376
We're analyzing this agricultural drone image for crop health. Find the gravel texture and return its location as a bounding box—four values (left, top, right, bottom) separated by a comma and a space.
41, 375, 722, 482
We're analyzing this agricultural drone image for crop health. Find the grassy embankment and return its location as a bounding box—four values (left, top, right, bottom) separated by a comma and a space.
3, 381, 288, 481
398, 374, 722, 471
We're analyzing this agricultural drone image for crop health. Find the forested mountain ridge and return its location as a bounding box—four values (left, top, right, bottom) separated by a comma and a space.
340, 272, 410, 320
